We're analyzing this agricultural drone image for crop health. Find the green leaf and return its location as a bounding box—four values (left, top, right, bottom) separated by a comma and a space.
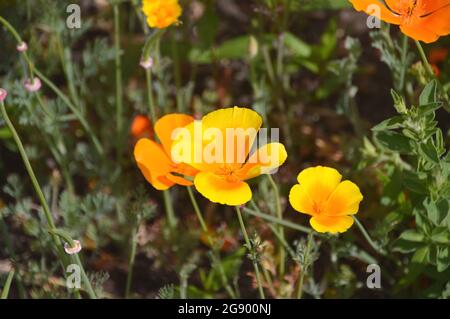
371, 115, 404, 131
437, 247, 450, 272
424, 198, 449, 226
393, 237, 422, 253
375, 131, 413, 153
412, 246, 429, 264
417, 102, 441, 116
403, 172, 428, 195
418, 139, 440, 164
419, 80, 437, 105
431, 228, 450, 244
0, 127, 12, 139
390, 89, 407, 114
284, 32, 311, 57
399, 230, 425, 242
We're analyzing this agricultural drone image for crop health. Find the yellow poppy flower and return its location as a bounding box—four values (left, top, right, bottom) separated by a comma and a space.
171, 107, 287, 206
142, 0, 182, 29
134, 114, 198, 190
289, 166, 363, 233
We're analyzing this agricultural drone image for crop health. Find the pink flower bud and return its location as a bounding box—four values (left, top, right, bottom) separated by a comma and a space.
16, 42, 28, 52
0, 88, 7, 102
23, 77, 42, 92
140, 56, 154, 70
64, 240, 82, 255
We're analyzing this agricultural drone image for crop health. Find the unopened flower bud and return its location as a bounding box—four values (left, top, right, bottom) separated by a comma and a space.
0, 88, 7, 102
16, 42, 28, 52
64, 240, 82, 255
24, 77, 42, 92
248, 36, 258, 59
140, 56, 154, 70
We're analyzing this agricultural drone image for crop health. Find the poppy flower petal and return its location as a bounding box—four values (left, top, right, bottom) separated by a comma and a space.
324, 181, 364, 216
134, 138, 175, 190
202, 106, 263, 162
296, 166, 342, 203
244, 143, 288, 180
349, 0, 402, 24
420, 5, 450, 37
399, 23, 440, 43
155, 113, 194, 156
420, 0, 450, 14
165, 173, 193, 186
310, 215, 354, 233
194, 171, 252, 205
289, 184, 315, 216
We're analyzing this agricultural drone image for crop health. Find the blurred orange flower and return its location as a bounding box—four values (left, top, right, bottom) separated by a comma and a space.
289, 166, 363, 233
134, 114, 198, 190
428, 47, 448, 76
142, 0, 182, 29
131, 114, 153, 139
349, 0, 450, 43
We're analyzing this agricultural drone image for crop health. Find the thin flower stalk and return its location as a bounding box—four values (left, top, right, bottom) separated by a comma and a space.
0, 97, 95, 299
235, 206, 265, 299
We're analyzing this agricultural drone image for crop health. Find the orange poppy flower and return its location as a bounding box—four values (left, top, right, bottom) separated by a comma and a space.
349, 0, 450, 43
131, 114, 153, 139
171, 107, 287, 206
289, 166, 363, 233
134, 114, 198, 190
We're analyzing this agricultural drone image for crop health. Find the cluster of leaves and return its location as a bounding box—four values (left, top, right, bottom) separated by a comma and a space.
361, 80, 450, 297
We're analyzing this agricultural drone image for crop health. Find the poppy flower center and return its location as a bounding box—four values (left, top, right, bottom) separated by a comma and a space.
397, 0, 421, 20
312, 201, 325, 216
215, 164, 247, 183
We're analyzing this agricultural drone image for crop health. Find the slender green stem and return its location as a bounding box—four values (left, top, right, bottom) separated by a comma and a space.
113, 3, 124, 138
262, 46, 276, 85
73, 254, 97, 299
267, 223, 296, 259
1, 100, 94, 298
1, 269, 15, 299
186, 187, 236, 298
399, 35, 408, 92
1, 100, 59, 244
414, 40, 434, 78
56, 35, 80, 109
163, 190, 177, 230
267, 174, 286, 277
145, 69, 157, 121
125, 225, 138, 298
0, 219, 27, 298
353, 216, 386, 255
35, 93, 75, 194
297, 232, 313, 299
246, 201, 310, 233
187, 187, 208, 232
235, 206, 265, 299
